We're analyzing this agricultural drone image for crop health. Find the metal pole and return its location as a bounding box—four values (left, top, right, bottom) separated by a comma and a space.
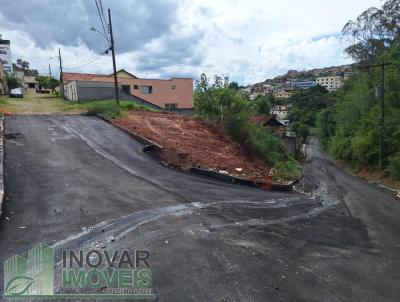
58, 48, 64, 99
108, 8, 119, 105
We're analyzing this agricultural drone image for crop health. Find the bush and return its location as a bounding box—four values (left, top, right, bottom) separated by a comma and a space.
6, 75, 20, 90
86, 101, 121, 118
194, 73, 300, 178
388, 152, 400, 180
85, 100, 158, 118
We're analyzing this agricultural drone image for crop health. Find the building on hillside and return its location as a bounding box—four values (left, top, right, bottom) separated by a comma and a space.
286, 80, 316, 90
250, 114, 297, 156
270, 104, 290, 120
62, 69, 194, 111
0, 60, 8, 94
316, 76, 343, 92
0, 34, 12, 73
273, 90, 292, 99
250, 115, 286, 136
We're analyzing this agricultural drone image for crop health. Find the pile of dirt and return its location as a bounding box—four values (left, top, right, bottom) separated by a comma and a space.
113, 110, 272, 180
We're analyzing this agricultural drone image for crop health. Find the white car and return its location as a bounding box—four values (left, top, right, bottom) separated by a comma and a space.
10, 88, 23, 98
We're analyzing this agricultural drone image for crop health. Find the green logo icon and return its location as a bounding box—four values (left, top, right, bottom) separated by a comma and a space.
4, 243, 155, 300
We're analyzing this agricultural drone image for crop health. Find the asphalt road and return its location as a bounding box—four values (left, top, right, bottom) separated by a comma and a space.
1, 115, 399, 301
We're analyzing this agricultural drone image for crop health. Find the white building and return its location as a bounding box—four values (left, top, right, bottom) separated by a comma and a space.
316, 76, 343, 92
0, 34, 12, 73
270, 105, 290, 120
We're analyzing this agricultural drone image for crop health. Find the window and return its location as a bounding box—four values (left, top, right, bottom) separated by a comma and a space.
122, 85, 130, 93
140, 85, 152, 94
171, 85, 176, 90
133, 85, 139, 89
165, 103, 178, 110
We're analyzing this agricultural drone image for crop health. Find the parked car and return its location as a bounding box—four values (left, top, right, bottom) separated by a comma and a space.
10, 88, 23, 98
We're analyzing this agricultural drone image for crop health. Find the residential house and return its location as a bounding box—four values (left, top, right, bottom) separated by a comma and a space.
273, 90, 292, 99
13, 71, 39, 92
62, 69, 193, 110
316, 76, 343, 92
286, 80, 316, 90
270, 104, 290, 120
250, 114, 297, 156
24, 76, 39, 91
250, 115, 286, 136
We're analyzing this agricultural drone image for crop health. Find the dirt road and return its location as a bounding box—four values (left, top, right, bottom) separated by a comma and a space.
1, 116, 399, 301
0, 92, 83, 114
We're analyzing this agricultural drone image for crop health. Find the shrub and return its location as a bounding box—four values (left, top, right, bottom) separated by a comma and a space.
388, 152, 400, 180
86, 101, 121, 119
85, 100, 158, 118
194, 73, 300, 178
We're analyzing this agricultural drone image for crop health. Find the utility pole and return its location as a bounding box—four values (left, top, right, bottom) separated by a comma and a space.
48, 64, 54, 93
58, 48, 64, 99
108, 8, 119, 105
359, 62, 392, 170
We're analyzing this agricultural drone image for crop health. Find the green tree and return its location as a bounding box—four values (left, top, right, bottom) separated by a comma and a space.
251, 94, 273, 115
35, 75, 59, 90
342, 0, 400, 63
6, 75, 20, 89
194, 73, 298, 175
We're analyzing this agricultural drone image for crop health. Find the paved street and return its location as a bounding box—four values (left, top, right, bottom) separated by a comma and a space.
1, 115, 400, 301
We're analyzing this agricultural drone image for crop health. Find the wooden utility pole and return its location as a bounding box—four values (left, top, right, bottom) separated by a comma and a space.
359, 62, 392, 170
108, 8, 119, 105
58, 48, 64, 98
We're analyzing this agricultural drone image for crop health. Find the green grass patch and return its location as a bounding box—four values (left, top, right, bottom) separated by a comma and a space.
83, 99, 158, 119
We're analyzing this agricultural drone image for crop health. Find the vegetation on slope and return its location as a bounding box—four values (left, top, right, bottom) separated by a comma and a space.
317, 0, 400, 180
194, 73, 300, 178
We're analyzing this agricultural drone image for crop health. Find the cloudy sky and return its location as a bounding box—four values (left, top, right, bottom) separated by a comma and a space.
0, 0, 382, 85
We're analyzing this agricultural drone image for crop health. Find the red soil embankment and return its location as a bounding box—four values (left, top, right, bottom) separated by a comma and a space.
113, 110, 271, 180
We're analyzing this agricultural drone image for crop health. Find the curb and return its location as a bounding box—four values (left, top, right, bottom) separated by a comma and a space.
0, 116, 4, 219
190, 167, 259, 187
271, 180, 298, 192
98, 114, 297, 192
190, 167, 297, 191
342, 166, 400, 199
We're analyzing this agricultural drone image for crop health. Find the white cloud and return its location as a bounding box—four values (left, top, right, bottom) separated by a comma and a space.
0, 0, 382, 84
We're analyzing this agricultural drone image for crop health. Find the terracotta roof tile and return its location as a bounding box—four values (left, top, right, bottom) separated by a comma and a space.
62, 72, 102, 82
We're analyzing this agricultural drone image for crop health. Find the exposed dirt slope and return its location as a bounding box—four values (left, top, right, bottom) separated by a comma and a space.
113, 110, 271, 180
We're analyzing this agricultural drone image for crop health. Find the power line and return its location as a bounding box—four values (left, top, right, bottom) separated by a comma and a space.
28, 57, 57, 64
63, 55, 103, 70
99, 0, 107, 24
94, 0, 110, 44
63, 54, 101, 68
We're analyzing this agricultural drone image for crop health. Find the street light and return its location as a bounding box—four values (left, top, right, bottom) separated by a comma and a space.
89, 27, 110, 47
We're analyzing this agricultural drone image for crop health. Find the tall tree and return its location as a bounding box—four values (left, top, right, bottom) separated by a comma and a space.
342, 0, 400, 63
